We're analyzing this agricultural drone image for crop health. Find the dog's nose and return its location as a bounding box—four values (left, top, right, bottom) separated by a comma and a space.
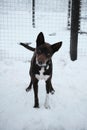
38, 61, 43, 65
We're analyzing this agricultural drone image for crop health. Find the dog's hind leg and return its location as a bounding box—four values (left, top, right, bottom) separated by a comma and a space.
26, 80, 32, 92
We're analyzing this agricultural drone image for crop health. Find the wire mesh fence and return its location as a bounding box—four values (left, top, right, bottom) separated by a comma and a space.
0, 0, 87, 61
0, 0, 68, 61
67, 0, 87, 57
78, 0, 87, 57
80, 0, 87, 34
0, 0, 32, 60
67, 0, 87, 34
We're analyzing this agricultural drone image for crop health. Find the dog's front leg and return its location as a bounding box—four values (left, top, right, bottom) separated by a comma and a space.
44, 79, 51, 109
33, 79, 39, 108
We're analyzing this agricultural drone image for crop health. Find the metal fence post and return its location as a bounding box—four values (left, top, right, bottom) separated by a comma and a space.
67, 0, 71, 30
32, 0, 35, 28
70, 0, 81, 61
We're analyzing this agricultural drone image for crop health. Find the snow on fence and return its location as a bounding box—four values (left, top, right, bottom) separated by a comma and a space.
0, 0, 87, 61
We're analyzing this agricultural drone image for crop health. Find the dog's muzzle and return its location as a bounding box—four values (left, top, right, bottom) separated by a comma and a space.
36, 54, 49, 67
36, 57, 47, 67
36, 60, 47, 67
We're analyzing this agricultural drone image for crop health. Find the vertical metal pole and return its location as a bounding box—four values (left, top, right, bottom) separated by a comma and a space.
32, 0, 35, 28
70, 0, 81, 61
67, 0, 71, 30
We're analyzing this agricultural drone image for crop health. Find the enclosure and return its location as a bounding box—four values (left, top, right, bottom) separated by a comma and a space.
0, 1, 87, 130
0, 0, 87, 61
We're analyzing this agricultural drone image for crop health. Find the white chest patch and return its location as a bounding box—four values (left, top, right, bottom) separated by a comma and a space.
35, 67, 50, 81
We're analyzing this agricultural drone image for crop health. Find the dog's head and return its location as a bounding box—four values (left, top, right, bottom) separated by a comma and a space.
20, 32, 62, 67
35, 32, 62, 67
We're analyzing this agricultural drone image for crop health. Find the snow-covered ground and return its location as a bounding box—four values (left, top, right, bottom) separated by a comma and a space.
0, 1, 87, 129
0, 53, 87, 130
0, 28, 87, 130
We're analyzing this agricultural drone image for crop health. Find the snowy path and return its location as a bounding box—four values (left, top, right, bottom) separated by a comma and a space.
0, 56, 87, 130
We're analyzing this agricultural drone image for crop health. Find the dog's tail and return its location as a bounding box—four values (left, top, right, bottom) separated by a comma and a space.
20, 42, 35, 52
26, 80, 33, 92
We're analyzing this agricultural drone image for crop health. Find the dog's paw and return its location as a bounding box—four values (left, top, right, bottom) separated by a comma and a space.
44, 101, 50, 109
26, 87, 31, 92
50, 87, 55, 95
44, 103, 50, 109
50, 90, 55, 95
33, 104, 39, 108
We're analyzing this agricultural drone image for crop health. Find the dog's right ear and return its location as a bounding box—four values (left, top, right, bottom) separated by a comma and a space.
20, 43, 35, 51
36, 32, 45, 47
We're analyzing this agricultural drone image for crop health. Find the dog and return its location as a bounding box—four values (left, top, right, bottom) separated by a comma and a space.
20, 32, 62, 108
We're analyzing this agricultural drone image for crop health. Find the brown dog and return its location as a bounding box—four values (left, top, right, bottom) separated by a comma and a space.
20, 32, 62, 108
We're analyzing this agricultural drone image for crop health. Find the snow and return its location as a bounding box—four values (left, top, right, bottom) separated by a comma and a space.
0, 1, 87, 130
0, 53, 87, 130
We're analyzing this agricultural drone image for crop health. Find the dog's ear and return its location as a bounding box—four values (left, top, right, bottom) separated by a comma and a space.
20, 43, 35, 51
51, 41, 62, 54
36, 32, 45, 47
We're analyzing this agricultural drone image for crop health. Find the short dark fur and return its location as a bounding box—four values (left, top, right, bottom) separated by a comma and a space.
20, 32, 62, 108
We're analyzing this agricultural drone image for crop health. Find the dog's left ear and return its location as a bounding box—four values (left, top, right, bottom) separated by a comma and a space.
51, 41, 62, 54
36, 32, 45, 47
